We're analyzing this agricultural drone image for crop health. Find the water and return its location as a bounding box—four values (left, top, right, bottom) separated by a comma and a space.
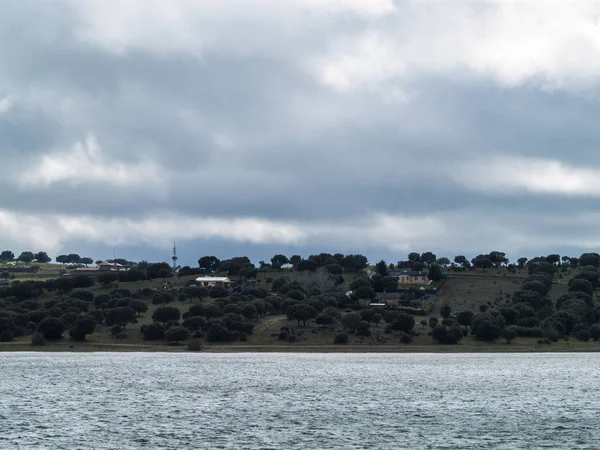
1, 353, 599, 449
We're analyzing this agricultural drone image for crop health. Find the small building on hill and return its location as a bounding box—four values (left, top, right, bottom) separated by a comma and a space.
195, 276, 231, 288
374, 292, 401, 307
392, 270, 430, 285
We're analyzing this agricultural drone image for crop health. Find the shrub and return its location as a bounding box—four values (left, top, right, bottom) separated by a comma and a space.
164, 326, 190, 344
334, 333, 349, 344
38, 317, 65, 339
356, 320, 371, 337
400, 333, 413, 344
70, 289, 95, 303
142, 323, 165, 341
31, 332, 46, 346
152, 306, 181, 324
575, 329, 591, 342
187, 338, 203, 351
69, 316, 97, 341
501, 327, 517, 344
129, 300, 149, 315
432, 325, 463, 344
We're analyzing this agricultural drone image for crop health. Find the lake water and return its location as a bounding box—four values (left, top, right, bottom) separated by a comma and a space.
1, 352, 599, 449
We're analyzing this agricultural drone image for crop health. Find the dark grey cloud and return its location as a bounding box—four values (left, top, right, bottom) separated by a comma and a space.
2, 1, 600, 263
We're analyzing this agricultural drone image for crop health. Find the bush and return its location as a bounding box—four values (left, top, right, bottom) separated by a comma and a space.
400, 333, 413, 344
69, 316, 97, 341
142, 323, 165, 341
512, 326, 543, 337
356, 320, 371, 337
164, 326, 190, 344
152, 306, 181, 324
31, 332, 46, 346
38, 317, 65, 339
432, 325, 463, 344
501, 327, 517, 344
334, 333, 349, 344
575, 329, 591, 342
187, 338, 203, 351
70, 289, 95, 303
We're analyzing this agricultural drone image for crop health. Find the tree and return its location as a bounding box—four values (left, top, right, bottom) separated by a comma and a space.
356, 320, 371, 337
517, 258, 528, 269
152, 292, 174, 305
287, 303, 317, 326
568, 279, 594, 296
80, 257, 94, 266
129, 300, 149, 315
474, 320, 502, 341
428, 264, 444, 282
354, 285, 376, 300
98, 272, 119, 287
392, 313, 415, 333
375, 260, 389, 277
440, 304, 452, 318
579, 253, 600, 268
183, 316, 206, 334
17, 251, 34, 263
152, 306, 181, 324
432, 325, 463, 344
546, 254, 561, 265
454, 255, 467, 267
437, 257, 451, 267
341, 312, 363, 332
296, 259, 318, 272
143, 323, 165, 340
164, 326, 190, 344
334, 333, 349, 344
270, 254, 289, 270
67, 254, 81, 265
421, 252, 437, 267
38, 317, 65, 339
34, 252, 51, 263
0, 250, 14, 261
105, 307, 137, 328
69, 316, 97, 341
456, 311, 474, 328
473, 257, 492, 271
158, 268, 172, 280
501, 327, 517, 344
289, 255, 302, 268
198, 256, 220, 273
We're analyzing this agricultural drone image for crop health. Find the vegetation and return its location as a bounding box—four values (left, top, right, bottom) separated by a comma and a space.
0, 249, 599, 352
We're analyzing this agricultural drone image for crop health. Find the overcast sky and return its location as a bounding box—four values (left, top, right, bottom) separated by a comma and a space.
2, 0, 600, 265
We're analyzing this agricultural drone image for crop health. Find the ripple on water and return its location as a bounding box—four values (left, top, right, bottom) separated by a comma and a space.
1, 353, 600, 449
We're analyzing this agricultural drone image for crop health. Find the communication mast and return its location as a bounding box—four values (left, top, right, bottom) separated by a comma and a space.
172, 242, 178, 271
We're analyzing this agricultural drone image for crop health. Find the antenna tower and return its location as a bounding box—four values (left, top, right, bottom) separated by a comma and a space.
172, 242, 178, 270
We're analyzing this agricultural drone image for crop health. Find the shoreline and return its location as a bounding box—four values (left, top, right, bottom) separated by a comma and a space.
2, 342, 600, 354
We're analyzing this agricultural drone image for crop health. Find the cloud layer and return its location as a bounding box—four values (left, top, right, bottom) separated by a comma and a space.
2, 1, 600, 263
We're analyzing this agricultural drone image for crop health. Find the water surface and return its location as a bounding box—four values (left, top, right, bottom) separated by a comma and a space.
1, 352, 598, 449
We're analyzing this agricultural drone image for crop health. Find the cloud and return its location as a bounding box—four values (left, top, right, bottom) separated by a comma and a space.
0, 95, 12, 114
20, 134, 164, 188
452, 156, 600, 196
2, 1, 600, 263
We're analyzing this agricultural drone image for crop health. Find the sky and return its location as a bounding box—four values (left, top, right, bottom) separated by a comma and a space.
2, 0, 600, 266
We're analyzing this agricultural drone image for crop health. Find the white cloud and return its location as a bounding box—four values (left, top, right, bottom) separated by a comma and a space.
21, 134, 164, 188
0, 95, 12, 113
0, 207, 589, 259
66, 0, 395, 57
313, 2, 600, 91
452, 155, 600, 196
